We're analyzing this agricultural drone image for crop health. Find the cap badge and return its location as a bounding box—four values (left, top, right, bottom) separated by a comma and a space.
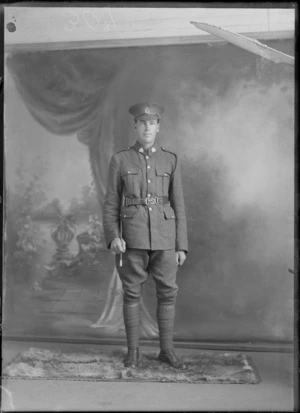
145, 107, 150, 114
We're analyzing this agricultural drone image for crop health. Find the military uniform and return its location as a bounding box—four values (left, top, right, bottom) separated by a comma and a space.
104, 140, 188, 251
103, 102, 188, 369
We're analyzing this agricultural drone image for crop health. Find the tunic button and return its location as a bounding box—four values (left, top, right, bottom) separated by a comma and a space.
148, 179, 151, 183
147, 193, 151, 197
145, 156, 149, 160
147, 165, 151, 169
149, 207, 152, 211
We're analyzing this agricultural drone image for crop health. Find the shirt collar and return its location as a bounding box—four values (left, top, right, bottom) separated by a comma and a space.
134, 141, 159, 156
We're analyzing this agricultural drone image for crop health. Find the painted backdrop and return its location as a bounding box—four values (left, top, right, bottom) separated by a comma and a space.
4, 39, 294, 343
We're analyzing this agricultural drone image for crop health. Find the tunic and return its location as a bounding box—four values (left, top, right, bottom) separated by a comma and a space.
103, 140, 188, 252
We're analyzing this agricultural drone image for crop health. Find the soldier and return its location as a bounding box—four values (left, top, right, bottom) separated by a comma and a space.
103, 102, 188, 369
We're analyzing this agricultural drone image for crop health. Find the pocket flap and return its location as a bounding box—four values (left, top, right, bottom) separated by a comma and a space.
121, 206, 139, 219
155, 166, 171, 177
121, 166, 139, 177
163, 206, 176, 219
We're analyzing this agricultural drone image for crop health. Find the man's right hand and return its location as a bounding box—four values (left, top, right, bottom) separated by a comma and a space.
110, 237, 126, 254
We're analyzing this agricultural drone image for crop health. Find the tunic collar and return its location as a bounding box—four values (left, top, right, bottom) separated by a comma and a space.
134, 140, 159, 156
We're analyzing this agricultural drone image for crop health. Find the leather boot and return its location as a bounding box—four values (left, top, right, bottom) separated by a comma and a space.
158, 349, 187, 370
124, 347, 140, 367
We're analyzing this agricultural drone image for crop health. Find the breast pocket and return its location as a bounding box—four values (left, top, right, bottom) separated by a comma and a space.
121, 166, 140, 195
155, 166, 171, 196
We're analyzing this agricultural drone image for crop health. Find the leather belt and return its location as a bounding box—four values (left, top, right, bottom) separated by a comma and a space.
125, 196, 169, 206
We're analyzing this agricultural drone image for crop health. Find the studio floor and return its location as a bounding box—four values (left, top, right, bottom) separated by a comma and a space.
1, 340, 295, 412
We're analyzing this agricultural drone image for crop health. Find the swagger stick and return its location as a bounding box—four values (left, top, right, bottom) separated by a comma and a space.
119, 194, 124, 267
119, 216, 123, 267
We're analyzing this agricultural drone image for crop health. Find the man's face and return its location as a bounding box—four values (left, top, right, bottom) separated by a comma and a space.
135, 118, 160, 148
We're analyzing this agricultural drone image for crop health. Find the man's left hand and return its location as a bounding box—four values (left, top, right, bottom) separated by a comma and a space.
176, 251, 186, 267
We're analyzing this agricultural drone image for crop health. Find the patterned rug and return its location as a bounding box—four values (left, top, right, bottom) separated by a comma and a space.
2, 347, 260, 384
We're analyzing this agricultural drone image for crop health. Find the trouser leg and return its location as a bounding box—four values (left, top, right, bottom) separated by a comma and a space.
116, 249, 149, 366
149, 250, 186, 369
148, 249, 178, 351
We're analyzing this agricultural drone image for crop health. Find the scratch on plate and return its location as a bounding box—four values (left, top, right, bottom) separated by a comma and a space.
1, 385, 15, 410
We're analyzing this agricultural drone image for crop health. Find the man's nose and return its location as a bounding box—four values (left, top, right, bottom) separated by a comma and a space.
145, 122, 150, 130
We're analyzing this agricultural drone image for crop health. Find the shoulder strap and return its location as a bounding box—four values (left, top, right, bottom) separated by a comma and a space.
116, 146, 131, 154
161, 146, 177, 157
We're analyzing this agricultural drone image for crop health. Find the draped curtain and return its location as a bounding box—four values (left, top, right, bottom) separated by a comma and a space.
6, 48, 136, 215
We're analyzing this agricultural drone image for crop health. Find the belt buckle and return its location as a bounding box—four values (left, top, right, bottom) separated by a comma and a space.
146, 196, 157, 205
